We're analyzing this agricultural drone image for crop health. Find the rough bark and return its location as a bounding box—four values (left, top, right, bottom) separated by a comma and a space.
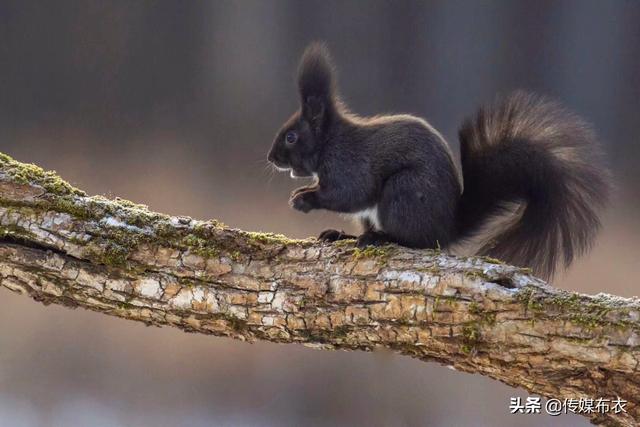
0, 153, 638, 426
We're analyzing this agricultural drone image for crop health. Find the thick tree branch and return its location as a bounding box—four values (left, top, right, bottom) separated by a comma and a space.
0, 153, 638, 426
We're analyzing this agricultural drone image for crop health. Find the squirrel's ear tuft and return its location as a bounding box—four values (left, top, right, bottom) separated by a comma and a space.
297, 42, 336, 133
298, 42, 336, 105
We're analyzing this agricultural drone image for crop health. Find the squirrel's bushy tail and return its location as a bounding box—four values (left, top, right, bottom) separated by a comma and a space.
456, 91, 609, 279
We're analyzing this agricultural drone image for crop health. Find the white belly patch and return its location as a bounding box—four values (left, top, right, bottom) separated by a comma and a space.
345, 205, 382, 230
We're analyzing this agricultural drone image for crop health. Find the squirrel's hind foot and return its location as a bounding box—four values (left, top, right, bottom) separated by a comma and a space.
356, 231, 391, 248
318, 229, 356, 242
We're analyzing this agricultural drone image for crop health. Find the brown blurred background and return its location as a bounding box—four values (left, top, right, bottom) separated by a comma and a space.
1, 1, 639, 426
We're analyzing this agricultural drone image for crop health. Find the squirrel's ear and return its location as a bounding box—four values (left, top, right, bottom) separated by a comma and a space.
303, 95, 325, 133
298, 42, 336, 131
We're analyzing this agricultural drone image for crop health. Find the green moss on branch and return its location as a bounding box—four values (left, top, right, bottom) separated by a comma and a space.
515, 286, 639, 332
0, 153, 85, 196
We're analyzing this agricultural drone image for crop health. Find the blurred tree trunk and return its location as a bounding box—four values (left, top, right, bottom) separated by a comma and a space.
0, 153, 638, 426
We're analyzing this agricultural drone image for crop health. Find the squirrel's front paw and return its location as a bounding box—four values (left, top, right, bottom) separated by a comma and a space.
291, 185, 317, 198
289, 191, 315, 213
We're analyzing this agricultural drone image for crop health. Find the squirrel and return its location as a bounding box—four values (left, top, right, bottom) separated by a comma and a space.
267, 42, 609, 279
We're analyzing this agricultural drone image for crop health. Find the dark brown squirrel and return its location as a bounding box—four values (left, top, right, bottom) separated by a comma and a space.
267, 42, 609, 279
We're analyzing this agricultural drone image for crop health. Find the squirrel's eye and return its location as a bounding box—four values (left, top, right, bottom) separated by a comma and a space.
285, 131, 298, 144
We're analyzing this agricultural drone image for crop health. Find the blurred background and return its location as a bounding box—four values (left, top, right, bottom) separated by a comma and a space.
1, 1, 639, 426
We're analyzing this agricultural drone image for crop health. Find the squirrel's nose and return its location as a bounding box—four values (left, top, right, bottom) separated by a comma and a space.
268, 150, 285, 168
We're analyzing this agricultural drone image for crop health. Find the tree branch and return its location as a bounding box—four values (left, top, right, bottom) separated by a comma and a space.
0, 153, 638, 426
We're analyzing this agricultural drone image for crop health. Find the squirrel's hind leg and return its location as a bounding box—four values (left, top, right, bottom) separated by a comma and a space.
377, 169, 457, 249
